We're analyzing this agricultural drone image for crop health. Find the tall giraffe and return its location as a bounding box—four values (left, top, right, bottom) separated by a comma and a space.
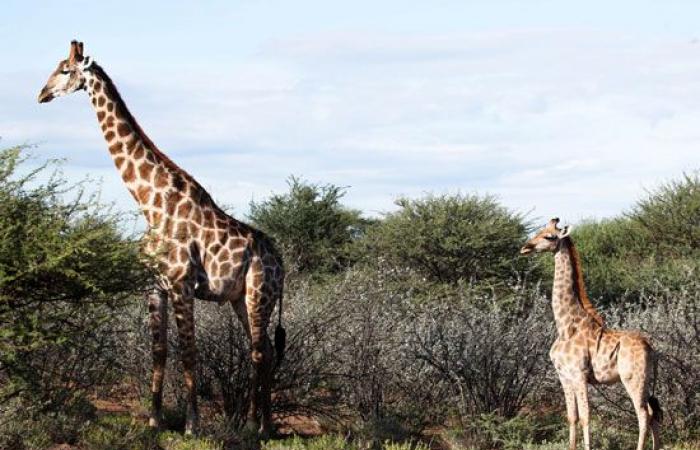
38, 41, 285, 435
520, 218, 662, 450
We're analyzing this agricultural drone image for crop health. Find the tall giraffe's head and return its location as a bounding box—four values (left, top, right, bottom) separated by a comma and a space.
520, 217, 572, 255
38, 40, 94, 103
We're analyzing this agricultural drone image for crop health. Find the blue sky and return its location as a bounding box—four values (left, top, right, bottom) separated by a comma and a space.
2, 1, 700, 225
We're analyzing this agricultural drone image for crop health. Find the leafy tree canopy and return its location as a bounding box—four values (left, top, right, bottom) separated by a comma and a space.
0, 146, 148, 405
361, 193, 530, 285
249, 176, 369, 276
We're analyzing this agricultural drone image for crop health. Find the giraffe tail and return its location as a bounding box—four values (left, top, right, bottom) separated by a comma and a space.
648, 396, 663, 424
274, 290, 286, 364
646, 344, 662, 424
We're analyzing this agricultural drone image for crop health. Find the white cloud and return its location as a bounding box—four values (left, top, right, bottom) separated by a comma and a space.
2, 29, 699, 226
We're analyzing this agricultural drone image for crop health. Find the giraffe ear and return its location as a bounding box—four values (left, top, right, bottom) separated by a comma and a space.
68, 40, 83, 64
560, 224, 572, 237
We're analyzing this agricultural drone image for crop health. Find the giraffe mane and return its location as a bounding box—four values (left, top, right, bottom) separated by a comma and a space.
565, 238, 605, 327
89, 63, 280, 245
90, 63, 219, 211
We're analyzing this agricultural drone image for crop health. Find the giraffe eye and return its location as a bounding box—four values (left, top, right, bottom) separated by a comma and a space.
60, 69, 71, 75
544, 235, 557, 241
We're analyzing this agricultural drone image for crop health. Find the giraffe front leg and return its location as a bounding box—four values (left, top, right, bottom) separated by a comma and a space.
148, 286, 168, 429
574, 380, 591, 450
172, 286, 199, 435
559, 379, 578, 450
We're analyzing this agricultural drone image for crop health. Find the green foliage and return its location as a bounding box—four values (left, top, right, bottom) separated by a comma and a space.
262, 434, 431, 450
361, 193, 530, 284
520, 419, 700, 450
0, 144, 697, 450
444, 412, 560, 450
80, 415, 220, 450
158, 431, 222, 450
249, 177, 368, 276
630, 172, 700, 255
0, 394, 97, 450
0, 146, 148, 412
570, 219, 698, 306
524, 440, 700, 450
550, 172, 700, 305
354, 414, 419, 447
262, 435, 357, 450
551, 218, 653, 305
80, 415, 145, 450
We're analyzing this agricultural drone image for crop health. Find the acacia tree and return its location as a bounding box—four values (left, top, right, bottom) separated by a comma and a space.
249, 177, 369, 276
631, 172, 700, 255
564, 172, 700, 305
361, 193, 530, 285
0, 146, 148, 414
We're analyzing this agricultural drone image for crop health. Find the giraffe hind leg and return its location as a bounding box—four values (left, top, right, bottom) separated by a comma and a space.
620, 341, 663, 450
624, 377, 651, 450
648, 396, 662, 450
620, 369, 651, 450
244, 289, 275, 436
249, 334, 274, 436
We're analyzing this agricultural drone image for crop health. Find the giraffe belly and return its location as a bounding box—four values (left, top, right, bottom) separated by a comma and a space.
590, 359, 620, 385
194, 275, 244, 303
590, 335, 622, 384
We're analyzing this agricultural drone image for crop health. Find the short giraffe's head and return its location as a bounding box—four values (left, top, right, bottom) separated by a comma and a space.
520, 217, 572, 255
38, 40, 94, 103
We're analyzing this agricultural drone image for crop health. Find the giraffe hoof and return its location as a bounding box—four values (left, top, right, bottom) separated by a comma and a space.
148, 416, 161, 429
243, 419, 259, 434
185, 418, 199, 436
258, 422, 277, 440
259, 428, 274, 440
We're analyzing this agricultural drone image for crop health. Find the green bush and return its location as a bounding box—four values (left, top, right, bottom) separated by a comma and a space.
630, 172, 700, 255
361, 193, 531, 285
551, 173, 700, 306
261, 434, 431, 450
552, 218, 655, 305
443, 412, 560, 450
0, 146, 148, 444
249, 177, 369, 276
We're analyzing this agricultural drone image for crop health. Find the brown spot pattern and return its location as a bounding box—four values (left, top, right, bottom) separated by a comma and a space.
139, 162, 154, 179
117, 122, 131, 137
137, 185, 151, 203
123, 161, 135, 182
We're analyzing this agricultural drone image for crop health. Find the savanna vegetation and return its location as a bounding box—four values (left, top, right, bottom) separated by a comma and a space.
0, 145, 698, 450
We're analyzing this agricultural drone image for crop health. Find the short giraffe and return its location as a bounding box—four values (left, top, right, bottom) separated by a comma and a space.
38, 41, 285, 435
521, 218, 662, 450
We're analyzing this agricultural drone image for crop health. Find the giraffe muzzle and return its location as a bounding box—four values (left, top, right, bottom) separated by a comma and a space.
38, 87, 54, 103
520, 244, 534, 255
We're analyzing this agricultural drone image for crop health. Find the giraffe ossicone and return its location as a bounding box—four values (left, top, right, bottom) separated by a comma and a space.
38, 40, 285, 436
521, 218, 662, 450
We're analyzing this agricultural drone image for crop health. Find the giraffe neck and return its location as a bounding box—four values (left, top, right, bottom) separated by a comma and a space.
552, 241, 593, 338
84, 63, 194, 228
